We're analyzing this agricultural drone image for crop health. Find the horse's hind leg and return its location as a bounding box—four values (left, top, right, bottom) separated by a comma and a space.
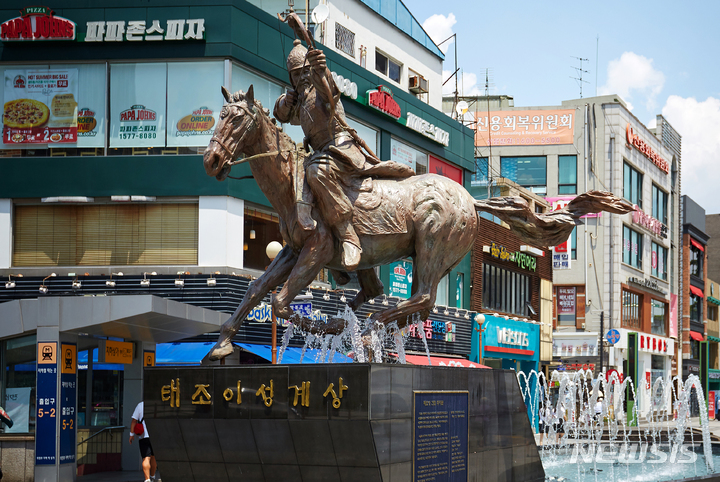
348, 269, 384, 311
205, 245, 297, 362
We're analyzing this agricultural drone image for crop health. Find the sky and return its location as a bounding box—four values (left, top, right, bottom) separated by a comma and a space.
408, 0, 720, 214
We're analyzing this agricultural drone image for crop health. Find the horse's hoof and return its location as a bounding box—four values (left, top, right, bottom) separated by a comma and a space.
202, 339, 234, 364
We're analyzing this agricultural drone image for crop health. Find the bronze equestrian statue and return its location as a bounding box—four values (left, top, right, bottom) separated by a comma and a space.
201, 15, 634, 362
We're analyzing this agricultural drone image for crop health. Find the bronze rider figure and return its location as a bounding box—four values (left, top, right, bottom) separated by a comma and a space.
273, 39, 368, 271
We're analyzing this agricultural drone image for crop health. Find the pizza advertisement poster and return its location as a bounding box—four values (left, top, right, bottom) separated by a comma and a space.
3, 69, 78, 144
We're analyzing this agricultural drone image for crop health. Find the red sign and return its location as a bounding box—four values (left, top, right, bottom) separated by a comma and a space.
710, 391, 716, 420
1, 7, 76, 41
626, 124, 669, 174
429, 155, 462, 184
645, 371, 651, 390
367, 86, 401, 120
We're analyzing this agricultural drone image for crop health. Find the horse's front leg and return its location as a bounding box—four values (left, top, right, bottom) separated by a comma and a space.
204, 245, 298, 362
273, 228, 334, 319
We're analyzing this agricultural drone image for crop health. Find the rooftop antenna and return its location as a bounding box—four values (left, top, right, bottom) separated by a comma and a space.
439, 33, 458, 119
571, 56, 589, 98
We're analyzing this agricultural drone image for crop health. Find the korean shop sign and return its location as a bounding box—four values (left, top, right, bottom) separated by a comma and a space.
489, 242, 536, 272
99, 340, 133, 364
474, 109, 574, 147
632, 205, 667, 239
389, 260, 412, 299
84, 19, 205, 42
406, 112, 450, 146
626, 124, 669, 174
1, 7, 76, 41
367, 85, 401, 120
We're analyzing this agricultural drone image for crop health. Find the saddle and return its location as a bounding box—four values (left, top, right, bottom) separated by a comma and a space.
294, 150, 415, 236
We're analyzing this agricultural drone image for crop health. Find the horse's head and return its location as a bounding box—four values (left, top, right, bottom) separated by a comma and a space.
204, 85, 264, 181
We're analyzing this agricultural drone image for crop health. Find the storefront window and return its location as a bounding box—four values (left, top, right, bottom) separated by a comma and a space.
651, 300, 667, 336
347, 118, 378, 156
472, 158, 489, 186
500, 156, 546, 194
558, 155, 577, 194
167, 61, 224, 149
1, 63, 106, 157
651, 355, 665, 386
3, 335, 36, 433
243, 207, 283, 271
482, 264, 531, 317
623, 161, 643, 207
651, 242, 667, 280
77, 349, 123, 427
690, 293, 702, 322
621, 289, 641, 329
390, 137, 427, 174
622, 225, 643, 269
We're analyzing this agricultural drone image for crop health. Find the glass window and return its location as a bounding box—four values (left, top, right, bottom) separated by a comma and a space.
347, 117, 378, 157
482, 263, 531, 317
78, 348, 124, 427
623, 225, 643, 269
708, 305, 718, 322
690, 293, 703, 322
558, 155, 577, 194
167, 61, 224, 148
472, 158, 489, 186
651, 242, 667, 280
501, 156, 546, 194
570, 227, 577, 260
3, 335, 36, 433
690, 243, 704, 278
622, 289, 641, 329
436, 274, 449, 307
456, 273, 464, 309
243, 207, 283, 271
109, 63, 167, 150
691, 339, 700, 360
375, 51, 401, 83
1, 63, 106, 156
651, 300, 666, 336
652, 184, 668, 225
623, 161, 643, 207
390, 137, 427, 173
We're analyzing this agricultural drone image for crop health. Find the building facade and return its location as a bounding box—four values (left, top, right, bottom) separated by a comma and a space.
0, 1, 476, 480
454, 94, 681, 405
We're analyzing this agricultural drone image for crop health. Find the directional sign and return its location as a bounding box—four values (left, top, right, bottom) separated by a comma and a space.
606, 329, 621, 345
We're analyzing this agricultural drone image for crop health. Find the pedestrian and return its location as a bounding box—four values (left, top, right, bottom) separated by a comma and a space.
594, 396, 604, 424
129, 401, 160, 482
554, 402, 566, 445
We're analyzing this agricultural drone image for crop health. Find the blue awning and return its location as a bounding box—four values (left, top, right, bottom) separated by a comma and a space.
237, 343, 352, 364
156, 342, 216, 366
78, 348, 125, 371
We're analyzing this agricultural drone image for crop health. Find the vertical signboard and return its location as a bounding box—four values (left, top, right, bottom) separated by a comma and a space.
413, 391, 468, 482
36, 342, 58, 465
389, 260, 412, 299
557, 287, 576, 325
59, 344, 76, 464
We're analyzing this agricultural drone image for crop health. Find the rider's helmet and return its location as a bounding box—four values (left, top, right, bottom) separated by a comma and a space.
287, 39, 309, 87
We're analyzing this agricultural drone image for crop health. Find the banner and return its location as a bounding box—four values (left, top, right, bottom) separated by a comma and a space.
109, 63, 166, 148
389, 260, 412, 299
3, 68, 78, 144
4, 387, 31, 433
166, 61, 223, 147
474, 109, 575, 147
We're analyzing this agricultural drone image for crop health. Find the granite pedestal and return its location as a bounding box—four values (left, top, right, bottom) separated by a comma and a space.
144, 364, 544, 482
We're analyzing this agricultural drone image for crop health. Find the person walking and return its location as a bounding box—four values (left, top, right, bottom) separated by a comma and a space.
129, 401, 160, 482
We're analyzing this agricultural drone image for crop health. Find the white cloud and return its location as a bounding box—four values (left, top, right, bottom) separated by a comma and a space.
599, 52, 664, 111
422, 13, 456, 54
661, 95, 720, 212
442, 70, 484, 97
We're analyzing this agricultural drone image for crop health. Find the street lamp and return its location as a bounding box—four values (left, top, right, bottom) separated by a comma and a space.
474, 314, 486, 365
266, 241, 283, 364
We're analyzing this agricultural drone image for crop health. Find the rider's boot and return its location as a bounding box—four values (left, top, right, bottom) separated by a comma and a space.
335, 219, 362, 271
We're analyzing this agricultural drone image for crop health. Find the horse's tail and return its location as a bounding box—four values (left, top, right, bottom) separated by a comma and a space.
473, 190, 634, 248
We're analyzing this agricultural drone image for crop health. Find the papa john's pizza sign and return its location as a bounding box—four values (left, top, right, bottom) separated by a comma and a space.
367, 85, 401, 120
1, 7, 76, 41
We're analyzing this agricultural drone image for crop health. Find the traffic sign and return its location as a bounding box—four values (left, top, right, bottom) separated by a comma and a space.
606, 329, 620, 345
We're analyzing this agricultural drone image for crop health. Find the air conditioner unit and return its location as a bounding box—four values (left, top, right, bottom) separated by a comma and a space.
409, 75, 428, 94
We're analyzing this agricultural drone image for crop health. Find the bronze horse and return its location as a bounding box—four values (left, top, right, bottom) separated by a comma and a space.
202, 85, 634, 361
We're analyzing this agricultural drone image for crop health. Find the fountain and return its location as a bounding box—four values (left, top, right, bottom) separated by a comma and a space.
517, 369, 720, 481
